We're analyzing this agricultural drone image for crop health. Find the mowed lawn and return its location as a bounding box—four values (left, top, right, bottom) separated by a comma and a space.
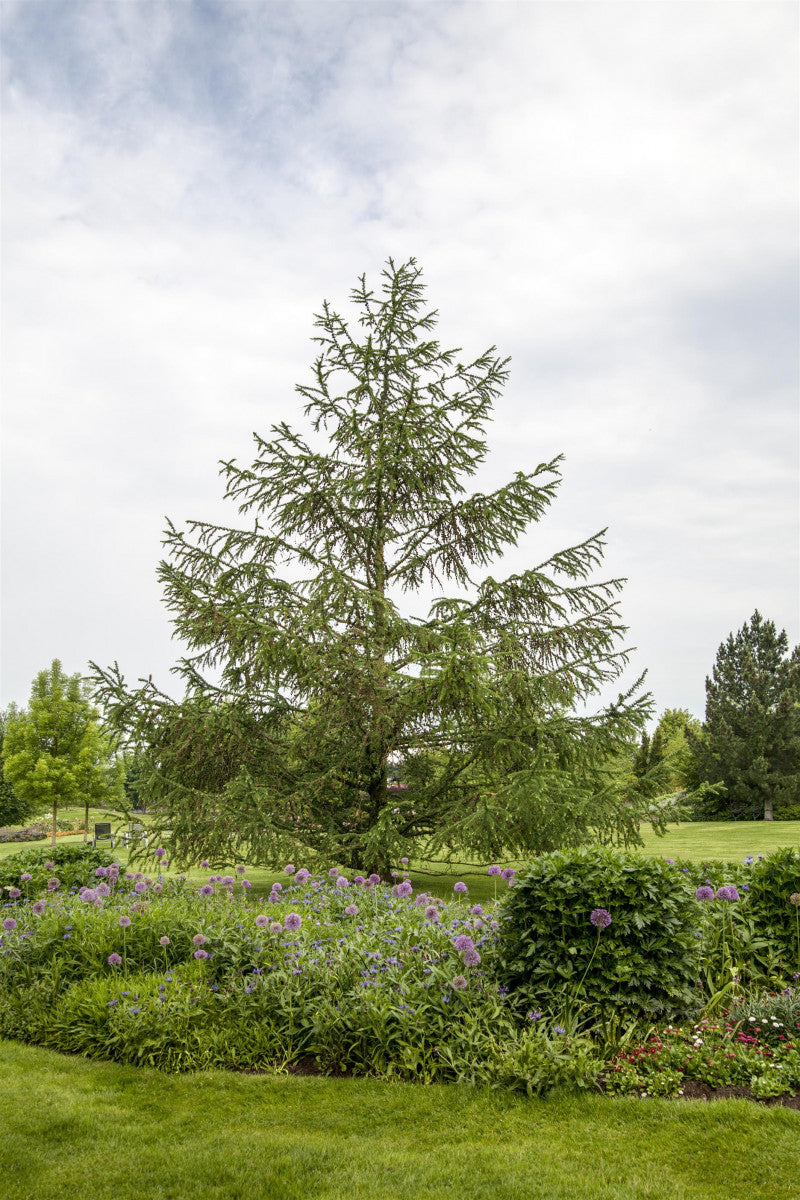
1, 1040, 799, 1200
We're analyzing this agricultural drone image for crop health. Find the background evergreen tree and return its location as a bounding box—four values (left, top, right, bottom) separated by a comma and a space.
94, 258, 656, 872
689, 611, 800, 820
2, 660, 124, 845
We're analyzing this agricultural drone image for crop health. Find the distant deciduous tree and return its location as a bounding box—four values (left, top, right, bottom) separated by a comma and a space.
2, 660, 124, 845
0, 708, 37, 827
690, 612, 800, 821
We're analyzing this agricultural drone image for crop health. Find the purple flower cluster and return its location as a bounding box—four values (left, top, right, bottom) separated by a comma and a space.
590, 908, 612, 929
716, 885, 740, 902
695, 886, 715, 902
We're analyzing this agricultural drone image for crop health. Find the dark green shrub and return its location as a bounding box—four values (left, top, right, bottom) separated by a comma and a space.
0, 844, 116, 893
745, 848, 800, 975
496, 846, 700, 1021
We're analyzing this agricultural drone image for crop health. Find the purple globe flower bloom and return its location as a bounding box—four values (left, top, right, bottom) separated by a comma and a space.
716, 885, 740, 902
335, 876, 349, 889
453, 881, 468, 894
368, 873, 381, 885
134, 881, 147, 894
220, 875, 235, 887
31, 901, 46, 916
344, 904, 359, 917
424, 905, 440, 922
462, 947, 481, 967
397, 881, 413, 898
107, 952, 122, 966
451, 975, 468, 991
152, 883, 163, 894
328, 868, 340, 878
95, 867, 108, 877
284, 863, 295, 875
695, 886, 715, 902
414, 894, 429, 907
400, 857, 409, 865
353, 875, 365, 885
453, 935, 474, 952
44, 861, 55, 870
96, 883, 111, 898
46, 878, 60, 891
159, 936, 170, 946
236, 864, 247, 874
284, 913, 302, 931
201, 860, 210, 869
118, 915, 131, 928
192, 933, 207, 946
269, 921, 282, 933
2, 917, 17, 932
255, 915, 269, 927
154, 848, 167, 859
199, 885, 214, 897
470, 904, 484, 916
590, 908, 612, 929
295, 868, 310, 883
20, 872, 33, 882
501, 868, 515, 882
488, 865, 501, 877
7, 887, 21, 899
194, 948, 210, 960
271, 882, 283, 893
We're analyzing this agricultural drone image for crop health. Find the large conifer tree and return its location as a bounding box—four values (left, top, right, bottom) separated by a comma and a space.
690, 611, 800, 820
94, 258, 655, 871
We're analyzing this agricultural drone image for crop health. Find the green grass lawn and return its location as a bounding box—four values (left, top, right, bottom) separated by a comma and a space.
1, 1040, 798, 1200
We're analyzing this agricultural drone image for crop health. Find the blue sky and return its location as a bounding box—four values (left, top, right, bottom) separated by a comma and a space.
2, 0, 798, 720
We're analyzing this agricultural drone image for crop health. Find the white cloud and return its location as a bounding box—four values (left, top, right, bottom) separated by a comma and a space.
1, 1, 797, 721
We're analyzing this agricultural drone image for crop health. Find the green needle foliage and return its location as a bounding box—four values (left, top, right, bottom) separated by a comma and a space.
93, 258, 655, 872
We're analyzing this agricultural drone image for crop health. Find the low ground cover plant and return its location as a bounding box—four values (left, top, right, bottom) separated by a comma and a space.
1, 845, 798, 1100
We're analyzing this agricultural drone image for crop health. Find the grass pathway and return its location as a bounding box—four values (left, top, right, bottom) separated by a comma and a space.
1, 1041, 799, 1200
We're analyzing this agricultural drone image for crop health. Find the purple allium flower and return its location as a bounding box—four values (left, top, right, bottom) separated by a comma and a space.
96, 883, 111, 898
695, 886, 715, 902
397, 881, 413, 897
424, 905, 440, 922
31, 901, 46, 916
400, 857, 409, 865
453, 934, 475, 952
284, 863, 295, 875
271, 882, 283, 893
790, 893, 800, 907
192, 933, 207, 946
414, 894, 428, 907
470, 904, 484, 916
2, 917, 17, 932
665, 858, 674, 864
284, 913, 302, 931
329, 868, 339, 878
154, 847, 167, 858
95, 867, 108, 877
118, 915, 131, 928
269, 921, 282, 933
295, 868, 310, 883
20, 872, 33, 882
235, 864, 247, 874
255, 915, 269, 928
353, 875, 365, 885
220, 875, 234, 887
107, 952, 122, 966
368, 873, 381, 885
194, 948, 210, 960
501, 868, 515, 883
590, 908, 612, 929
201, 860, 210, 869
134, 881, 147, 894
451, 975, 468, 990
159, 936, 170, 946
7, 887, 21, 899
716, 886, 740, 902
152, 883, 163, 894
44, 861, 55, 870
344, 904, 359, 917
488, 865, 501, 877
462, 947, 481, 967
335, 876, 349, 889
453, 881, 468, 894
199, 885, 214, 897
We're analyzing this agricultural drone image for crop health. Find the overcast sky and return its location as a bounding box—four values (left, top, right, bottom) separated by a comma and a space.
2, 0, 798, 724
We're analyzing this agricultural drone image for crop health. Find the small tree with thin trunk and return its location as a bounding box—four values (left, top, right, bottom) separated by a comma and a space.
94, 258, 657, 873
2, 660, 123, 845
